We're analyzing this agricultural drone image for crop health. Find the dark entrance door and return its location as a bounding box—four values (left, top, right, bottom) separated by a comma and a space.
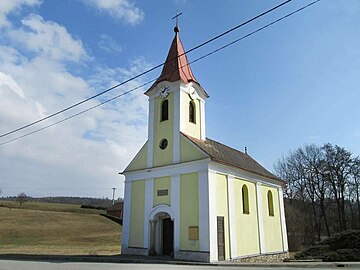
217, 216, 225, 261
162, 218, 174, 256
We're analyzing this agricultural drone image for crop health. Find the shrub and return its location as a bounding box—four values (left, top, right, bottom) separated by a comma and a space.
295, 230, 360, 262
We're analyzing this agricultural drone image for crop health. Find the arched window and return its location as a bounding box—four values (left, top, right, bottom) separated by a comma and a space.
267, 190, 274, 216
189, 101, 195, 123
161, 100, 168, 121
242, 184, 249, 214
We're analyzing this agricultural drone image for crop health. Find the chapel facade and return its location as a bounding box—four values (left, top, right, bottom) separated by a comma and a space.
121, 26, 288, 262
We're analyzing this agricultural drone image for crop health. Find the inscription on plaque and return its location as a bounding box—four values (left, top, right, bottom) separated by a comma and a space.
157, 189, 168, 196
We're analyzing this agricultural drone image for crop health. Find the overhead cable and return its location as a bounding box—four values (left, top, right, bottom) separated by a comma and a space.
0, 0, 321, 146
0, 0, 294, 139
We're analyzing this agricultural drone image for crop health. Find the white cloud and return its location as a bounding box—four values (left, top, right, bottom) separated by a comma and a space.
81, 0, 144, 25
0, 0, 40, 27
98, 34, 123, 54
0, 10, 149, 198
0, 54, 149, 197
8, 14, 87, 62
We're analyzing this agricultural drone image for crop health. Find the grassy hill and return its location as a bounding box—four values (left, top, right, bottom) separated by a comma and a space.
0, 201, 121, 255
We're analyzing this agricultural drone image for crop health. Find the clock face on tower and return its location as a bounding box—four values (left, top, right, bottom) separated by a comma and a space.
159, 85, 170, 98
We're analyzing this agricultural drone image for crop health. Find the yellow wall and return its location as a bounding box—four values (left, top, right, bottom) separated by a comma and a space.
153, 176, 171, 206
262, 186, 283, 252
125, 142, 147, 171
234, 179, 260, 256
153, 93, 174, 167
215, 173, 230, 260
181, 91, 201, 139
129, 180, 145, 248
180, 135, 207, 163
180, 173, 199, 251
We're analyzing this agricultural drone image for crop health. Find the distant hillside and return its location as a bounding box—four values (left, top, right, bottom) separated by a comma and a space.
0, 196, 123, 208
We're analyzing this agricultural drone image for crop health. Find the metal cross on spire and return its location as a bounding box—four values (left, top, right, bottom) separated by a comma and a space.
172, 10, 182, 33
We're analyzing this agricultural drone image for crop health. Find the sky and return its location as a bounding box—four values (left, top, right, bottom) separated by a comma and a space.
0, 0, 359, 198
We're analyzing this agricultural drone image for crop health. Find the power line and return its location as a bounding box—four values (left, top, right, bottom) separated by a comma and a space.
0, 0, 294, 139
0, 0, 321, 147
0, 80, 155, 146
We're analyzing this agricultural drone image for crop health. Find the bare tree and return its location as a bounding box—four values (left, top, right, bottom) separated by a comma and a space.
275, 143, 360, 249
16, 192, 27, 208
350, 157, 360, 227
322, 144, 353, 231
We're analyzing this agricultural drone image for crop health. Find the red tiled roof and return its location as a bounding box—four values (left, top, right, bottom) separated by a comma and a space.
145, 31, 200, 95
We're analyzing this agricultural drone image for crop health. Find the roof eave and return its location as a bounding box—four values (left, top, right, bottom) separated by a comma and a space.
210, 158, 286, 186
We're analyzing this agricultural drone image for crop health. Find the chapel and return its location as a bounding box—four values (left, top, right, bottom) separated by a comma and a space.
121, 26, 288, 262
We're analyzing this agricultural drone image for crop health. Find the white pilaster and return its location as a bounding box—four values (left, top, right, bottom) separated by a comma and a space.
122, 181, 132, 250
198, 170, 210, 252
208, 170, 218, 262
173, 89, 180, 163
256, 182, 265, 254
200, 99, 206, 140
179, 88, 185, 132
278, 188, 288, 252
143, 178, 154, 250
147, 97, 155, 168
227, 174, 237, 258
171, 174, 181, 253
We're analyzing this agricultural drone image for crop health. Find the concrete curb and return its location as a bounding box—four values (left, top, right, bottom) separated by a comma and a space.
0, 254, 360, 268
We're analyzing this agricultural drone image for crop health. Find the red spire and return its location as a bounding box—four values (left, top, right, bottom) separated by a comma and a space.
145, 29, 200, 95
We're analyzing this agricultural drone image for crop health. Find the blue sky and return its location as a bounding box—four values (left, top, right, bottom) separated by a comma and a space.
0, 0, 359, 198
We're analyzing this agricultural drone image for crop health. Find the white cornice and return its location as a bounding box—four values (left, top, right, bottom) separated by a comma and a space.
123, 158, 211, 181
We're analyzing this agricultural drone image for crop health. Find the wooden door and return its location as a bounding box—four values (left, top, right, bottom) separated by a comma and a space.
217, 216, 225, 261
162, 218, 174, 256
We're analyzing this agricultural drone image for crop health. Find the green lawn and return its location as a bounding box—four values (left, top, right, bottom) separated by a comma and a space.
0, 201, 121, 255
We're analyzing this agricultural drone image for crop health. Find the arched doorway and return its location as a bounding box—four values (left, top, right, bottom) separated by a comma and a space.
149, 206, 175, 257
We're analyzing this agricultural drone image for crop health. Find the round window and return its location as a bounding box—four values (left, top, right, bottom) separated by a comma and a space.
159, 139, 168, 150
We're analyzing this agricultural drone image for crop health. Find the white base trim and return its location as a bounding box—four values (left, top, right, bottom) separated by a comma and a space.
175, 250, 210, 262
122, 247, 148, 256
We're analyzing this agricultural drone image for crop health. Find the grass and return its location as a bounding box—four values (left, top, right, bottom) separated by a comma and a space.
0, 201, 121, 255
0, 200, 105, 214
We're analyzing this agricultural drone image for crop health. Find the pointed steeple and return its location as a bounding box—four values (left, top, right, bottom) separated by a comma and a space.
145, 28, 201, 95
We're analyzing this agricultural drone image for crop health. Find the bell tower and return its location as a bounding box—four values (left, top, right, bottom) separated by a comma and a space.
144, 27, 208, 168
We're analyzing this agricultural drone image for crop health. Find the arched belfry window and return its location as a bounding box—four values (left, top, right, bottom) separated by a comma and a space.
242, 184, 250, 214
267, 190, 274, 216
189, 101, 195, 123
161, 100, 168, 121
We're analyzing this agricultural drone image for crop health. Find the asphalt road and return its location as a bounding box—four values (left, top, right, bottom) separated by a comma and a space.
0, 260, 351, 270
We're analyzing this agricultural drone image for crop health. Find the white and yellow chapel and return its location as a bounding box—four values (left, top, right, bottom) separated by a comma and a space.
121, 26, 288, 262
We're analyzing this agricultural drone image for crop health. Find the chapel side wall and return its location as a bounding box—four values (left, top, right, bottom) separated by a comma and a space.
215, 173, 230, 260
129, 180, 145, 248
261, 185, 283, 252
180, 172, 199, 251
234, 178, 260, 256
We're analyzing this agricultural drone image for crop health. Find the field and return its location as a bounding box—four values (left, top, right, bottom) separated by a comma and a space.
0, 200, 121, 255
